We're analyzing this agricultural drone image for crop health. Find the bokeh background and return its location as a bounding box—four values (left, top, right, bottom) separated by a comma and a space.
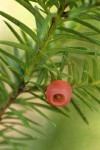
0, 1, 100, 150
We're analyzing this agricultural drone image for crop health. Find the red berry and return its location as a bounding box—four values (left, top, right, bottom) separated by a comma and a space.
45, 80, 72, 107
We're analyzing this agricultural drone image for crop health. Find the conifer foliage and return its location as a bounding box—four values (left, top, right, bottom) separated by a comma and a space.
0, 0, 100, 149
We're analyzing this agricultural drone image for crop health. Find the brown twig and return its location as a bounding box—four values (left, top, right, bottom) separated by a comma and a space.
0, 82, 25, 121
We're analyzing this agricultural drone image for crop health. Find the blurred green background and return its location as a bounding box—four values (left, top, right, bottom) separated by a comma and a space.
0, 1, 100, 150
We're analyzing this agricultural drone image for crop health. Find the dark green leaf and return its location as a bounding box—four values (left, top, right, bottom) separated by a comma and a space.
4, 21, 24, 44
16, 0, 44, 25
83, 89, 100, 104
0, 41, 35, 55
0, 11, 39, 44
10, 108, 30, 128
57, 27, 100, 46
73, 18, 100, 33
71, 98, 89, 125
0, 48, 26, 68
0, 74, 15, 88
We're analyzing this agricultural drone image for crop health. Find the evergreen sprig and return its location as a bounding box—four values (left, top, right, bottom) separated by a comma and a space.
0, 0, 100, 149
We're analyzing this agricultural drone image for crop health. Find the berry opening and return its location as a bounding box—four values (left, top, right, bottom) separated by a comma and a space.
53, 94, 65, 103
